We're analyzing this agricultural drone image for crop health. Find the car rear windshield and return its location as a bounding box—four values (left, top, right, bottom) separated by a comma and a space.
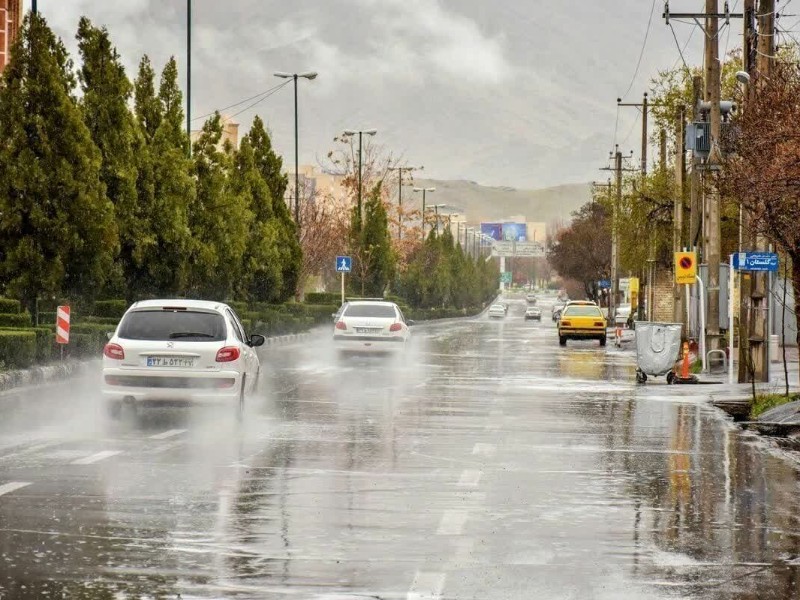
344, 304, 397, 318
117, 310, 227, 341
563, 306, 603, 317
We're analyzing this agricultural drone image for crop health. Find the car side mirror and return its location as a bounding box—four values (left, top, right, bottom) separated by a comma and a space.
331, 313, 337, 319
106, 331, 114, 340
249, 334, 266, 347
407, 320, 416, 327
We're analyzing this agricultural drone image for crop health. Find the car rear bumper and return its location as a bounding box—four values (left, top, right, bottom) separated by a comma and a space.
558, 329, 605, 339
101, 367, 242, 403
333, 335, 406, 353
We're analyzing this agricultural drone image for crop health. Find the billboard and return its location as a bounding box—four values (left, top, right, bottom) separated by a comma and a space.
480, 222, 503, 241
502, 222, 527, 242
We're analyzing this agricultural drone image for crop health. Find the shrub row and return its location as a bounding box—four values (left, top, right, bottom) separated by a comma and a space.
0, 312, 32, 328
0, 298, 21, 314
305, 292, 340, 305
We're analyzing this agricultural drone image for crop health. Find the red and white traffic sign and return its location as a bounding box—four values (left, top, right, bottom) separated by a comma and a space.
56, 305, 70, 344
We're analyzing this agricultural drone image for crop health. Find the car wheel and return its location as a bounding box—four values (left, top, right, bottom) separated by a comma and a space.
559, 336, 567, 346
237, 375, 246, 420
599, 335, 607, 347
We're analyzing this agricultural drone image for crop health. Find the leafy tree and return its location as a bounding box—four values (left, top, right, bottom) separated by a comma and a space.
76, 18, 140, 299
245, 116, 301, 300
124, 55, 194, 299
189, 113, 252, 299
350, 183, 395, 296
0, 13, 117, 311
547, 202, 611, 301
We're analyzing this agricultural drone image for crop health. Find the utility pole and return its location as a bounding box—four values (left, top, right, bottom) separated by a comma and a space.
748, 0, 775, 380
673, 106, 686, 326
689, 75, 703, 253
186, 0, 191, 155
391, 166, 421, 241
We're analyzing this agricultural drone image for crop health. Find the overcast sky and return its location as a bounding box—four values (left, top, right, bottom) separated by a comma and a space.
35, 0, 719, 189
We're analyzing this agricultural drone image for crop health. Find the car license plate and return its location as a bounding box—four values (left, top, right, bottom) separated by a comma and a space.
146, 356, 195, 368
356, 327, 380, 334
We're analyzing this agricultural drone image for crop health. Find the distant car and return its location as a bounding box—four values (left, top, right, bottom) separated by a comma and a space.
488, 304, 507, 319
526, 294, 538, 305
615, 306, 633, 328
102, 299, 264, 418
558, 302, 607, 347
524, 306, 542, 321
333, 300, 411, 353
498, 302, 509, 313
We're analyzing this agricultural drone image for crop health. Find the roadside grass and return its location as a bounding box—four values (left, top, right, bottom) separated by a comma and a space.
750, 393, 800, 420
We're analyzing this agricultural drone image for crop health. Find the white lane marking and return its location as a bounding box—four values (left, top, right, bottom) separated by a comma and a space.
457, 469, 482, 488
0, 481, 31, 496
436, 510, 469, 535
407, 571, 446, 600
71, 450, 122, 465
149, 429, 187, 440
472, 443, 496, 456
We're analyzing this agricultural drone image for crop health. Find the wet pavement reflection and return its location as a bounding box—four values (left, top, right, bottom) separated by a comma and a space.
2, 295, 800, 598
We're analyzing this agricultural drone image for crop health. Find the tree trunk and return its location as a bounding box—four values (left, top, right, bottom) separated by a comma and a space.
791, 255, 800, 388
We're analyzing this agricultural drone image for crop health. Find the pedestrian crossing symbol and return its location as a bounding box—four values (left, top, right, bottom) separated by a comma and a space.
336, 256, 352, 273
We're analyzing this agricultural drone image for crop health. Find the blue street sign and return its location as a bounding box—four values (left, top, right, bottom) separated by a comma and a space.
598, 279, 611, 290
336, 256, 352, 273
732, 252, 779, 272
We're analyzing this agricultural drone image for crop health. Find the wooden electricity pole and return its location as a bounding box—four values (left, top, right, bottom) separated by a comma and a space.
673, 106, 686, 326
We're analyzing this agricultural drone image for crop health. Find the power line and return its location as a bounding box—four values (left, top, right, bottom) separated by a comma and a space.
620, 0, 658, 100
222, 80, 292, 122
669, 22, 692, 71
192, 80, 291, 123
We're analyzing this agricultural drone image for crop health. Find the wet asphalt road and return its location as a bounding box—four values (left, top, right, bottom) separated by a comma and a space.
2, 295, 800, 599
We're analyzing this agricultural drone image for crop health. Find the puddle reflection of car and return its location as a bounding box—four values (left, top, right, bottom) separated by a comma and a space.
488, 304, 507, 319
524, 306, 542, 321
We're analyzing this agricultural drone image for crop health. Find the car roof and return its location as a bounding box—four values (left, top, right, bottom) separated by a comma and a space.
566, 300, 597, 306
344, 300, 398, 306
127, 299, 230, 312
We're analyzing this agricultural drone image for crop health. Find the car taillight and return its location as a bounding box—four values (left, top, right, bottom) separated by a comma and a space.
594, 321, 605, 327
561, 320, 571, 327
103, 343, 124, 360
389, 323, 403, 332
335, 321, 347, 330
215, 346, 241, 362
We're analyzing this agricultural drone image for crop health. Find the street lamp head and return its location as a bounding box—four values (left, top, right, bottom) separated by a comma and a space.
364, 129, 378, 136
413, 187, 423, 192
427, 187, 436, 192
735, 70, 751, 85
299, 71, 318, 80
273, 71, 292, 78
342, 129, 356, 136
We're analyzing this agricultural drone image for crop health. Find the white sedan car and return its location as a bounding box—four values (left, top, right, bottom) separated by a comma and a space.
488, 304, 507, 319
102, 300, 264, 416
333, 300, 412, 353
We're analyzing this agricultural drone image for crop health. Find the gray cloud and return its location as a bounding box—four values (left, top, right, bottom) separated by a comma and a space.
34, 0, 707, 188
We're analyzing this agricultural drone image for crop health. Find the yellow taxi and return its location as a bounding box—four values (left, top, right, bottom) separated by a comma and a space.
557, 301, 607, 347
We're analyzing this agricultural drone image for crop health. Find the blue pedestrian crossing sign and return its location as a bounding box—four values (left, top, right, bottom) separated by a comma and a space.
336, 256, 352, 273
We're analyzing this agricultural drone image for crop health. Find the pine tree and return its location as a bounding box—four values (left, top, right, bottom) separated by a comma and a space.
351, 183, 396, 297
189, 113, 252, 299
0, 13, 117, 311
134, 55, 161, 142
245, 116, 301, 300
76, 18, 140, 299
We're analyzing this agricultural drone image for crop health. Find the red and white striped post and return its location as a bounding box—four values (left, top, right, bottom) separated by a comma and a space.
56, 305, 70, 360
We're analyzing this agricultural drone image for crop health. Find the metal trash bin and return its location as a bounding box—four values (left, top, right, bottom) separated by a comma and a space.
634, 321, 683, 384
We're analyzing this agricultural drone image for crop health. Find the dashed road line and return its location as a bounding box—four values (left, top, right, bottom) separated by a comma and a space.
407, 571, 446, 600
71, 450, 122, 465
149, 429, 187, 440
457, 469, 482, 488
472, 442, 496, 456
436, 509, 469, 535
0, 481, 32, 496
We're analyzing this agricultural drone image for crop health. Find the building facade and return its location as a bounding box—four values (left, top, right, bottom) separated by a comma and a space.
0, 0, 21, 74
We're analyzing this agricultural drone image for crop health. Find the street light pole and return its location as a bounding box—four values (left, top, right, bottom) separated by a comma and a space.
186, 0, 191, 154
391, 166, 421, 241
413, 187, 435, 239
275, 72, 318, 233
32, 0, 37, 14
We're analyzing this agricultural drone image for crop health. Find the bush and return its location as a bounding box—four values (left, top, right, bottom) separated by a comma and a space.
93, 300, 127, 319
304, 304, 338, 324
37, 312, 57, 326
0, 298, 21, 314
0, 312, 32, 328
305, 292, 340, 305
0, 330, 36, 369
76, 316, 119, 327
750, 393, 800, 419
228, 301, 249, 315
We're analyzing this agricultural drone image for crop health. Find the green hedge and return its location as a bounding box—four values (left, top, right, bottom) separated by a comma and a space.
305, 292, 340, 305
0, 327, 54, 364
76, 316, 120, 327
227, 301, 249, 315
0, 298, 21, 314
406, 306, 484, 321
37, 312, 57, 326
0, 330, 36, 369
93, 300, 127, 319
0, 312, 32, 328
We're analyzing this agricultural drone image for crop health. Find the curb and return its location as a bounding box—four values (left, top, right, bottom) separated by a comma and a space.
0, 359, 97, 395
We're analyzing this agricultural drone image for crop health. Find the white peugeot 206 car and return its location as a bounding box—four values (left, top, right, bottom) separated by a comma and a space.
102, 300, 264, 416
333, 299, 412, 353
